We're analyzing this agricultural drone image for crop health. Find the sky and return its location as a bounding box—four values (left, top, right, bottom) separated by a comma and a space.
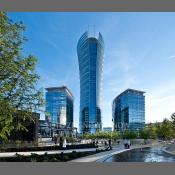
8, 12, 175, 129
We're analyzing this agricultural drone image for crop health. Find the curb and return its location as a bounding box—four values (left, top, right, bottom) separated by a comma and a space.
96, 145, 154, 162
162, 146, 175, 156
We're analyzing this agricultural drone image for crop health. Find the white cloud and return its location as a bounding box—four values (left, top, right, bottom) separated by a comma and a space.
168, 55, 175, 59
146, 81, 175, 123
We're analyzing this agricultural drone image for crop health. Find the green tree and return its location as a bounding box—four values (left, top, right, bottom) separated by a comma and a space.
123, 130, 137, 139
139, 128, 150, 139
171, 112, 175, 132
111, 131, 120, 140
129, 131, 137, 139
171, 113, 175, 121
155, 119, 174, 140
96, 131, 111, 139
146, 123, 157, 139
83, 133, 95, 139
83, 131, 120, 140
0, 12, 44, 141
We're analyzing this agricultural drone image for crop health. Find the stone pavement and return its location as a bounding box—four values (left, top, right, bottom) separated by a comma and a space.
0, 143, 161, 161
0, 147, 102, 158
69, 145, 124, 162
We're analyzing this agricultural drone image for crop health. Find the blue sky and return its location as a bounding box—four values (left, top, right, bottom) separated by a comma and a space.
8, 12, 175, 129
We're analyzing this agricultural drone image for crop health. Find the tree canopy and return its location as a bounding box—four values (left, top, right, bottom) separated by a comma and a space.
0, 12, 44, 141
83, 131, 120, 140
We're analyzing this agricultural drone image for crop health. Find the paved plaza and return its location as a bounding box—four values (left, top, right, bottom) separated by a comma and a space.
0, 142, 164, 162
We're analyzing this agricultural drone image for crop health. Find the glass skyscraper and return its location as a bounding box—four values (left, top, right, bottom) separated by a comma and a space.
77, 31, 104, 134
112, 89, 145, 132
45, 86, 74, 127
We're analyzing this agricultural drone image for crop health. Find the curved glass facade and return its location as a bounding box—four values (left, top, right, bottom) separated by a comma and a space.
77, 31, 104, 134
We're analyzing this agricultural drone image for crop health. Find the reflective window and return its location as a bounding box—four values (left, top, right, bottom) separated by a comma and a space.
113, 89, 145, 131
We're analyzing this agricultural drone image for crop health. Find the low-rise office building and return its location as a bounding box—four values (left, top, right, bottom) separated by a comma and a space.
112, 89, 145, 132
45, 86, 74, 127
45, 86, 75, 137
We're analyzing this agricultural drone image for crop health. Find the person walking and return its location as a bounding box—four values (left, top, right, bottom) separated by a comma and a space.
54, 135, 57, 145
108, 139, 112, 150
128, 140, 131, 149
95, 140, 99, 147
59, 136, 63, 149
63, 137, 67, 150
124, 139, 128, 149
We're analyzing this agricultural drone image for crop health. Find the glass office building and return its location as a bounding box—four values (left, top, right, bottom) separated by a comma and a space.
112, 89, 145, 132
103, 127, 113, 132
45, 86, 74, 128
77, 31, 104, 134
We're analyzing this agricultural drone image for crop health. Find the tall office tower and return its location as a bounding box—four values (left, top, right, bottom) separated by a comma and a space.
77, 31, 104, 134
45, 86, 74, 128
112, 89, 145, 132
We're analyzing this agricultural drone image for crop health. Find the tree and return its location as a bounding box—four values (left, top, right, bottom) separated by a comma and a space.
155, 119, 174, 140
171, 113, 175, 122
123, 130, 137, 139
111, 131, 120, 140
96, 131, 111, 139
83, 133, 96, 140
0, 12, 44, 141
139, 128, 150, 139
83, 131, 120, 140
146, 123, 157, 139
171, 112, 175, 132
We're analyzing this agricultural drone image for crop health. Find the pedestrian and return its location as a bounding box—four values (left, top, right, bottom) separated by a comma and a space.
128, 140, 131, 149
54, 135, 57, 145
96, 140, 98, 146
108, 139, 112, 150
124, 139, 128, 149
105, 141, 107, 146
59, 136, 63, 149
93, 140, 96, 147
63, 137, 67, 150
